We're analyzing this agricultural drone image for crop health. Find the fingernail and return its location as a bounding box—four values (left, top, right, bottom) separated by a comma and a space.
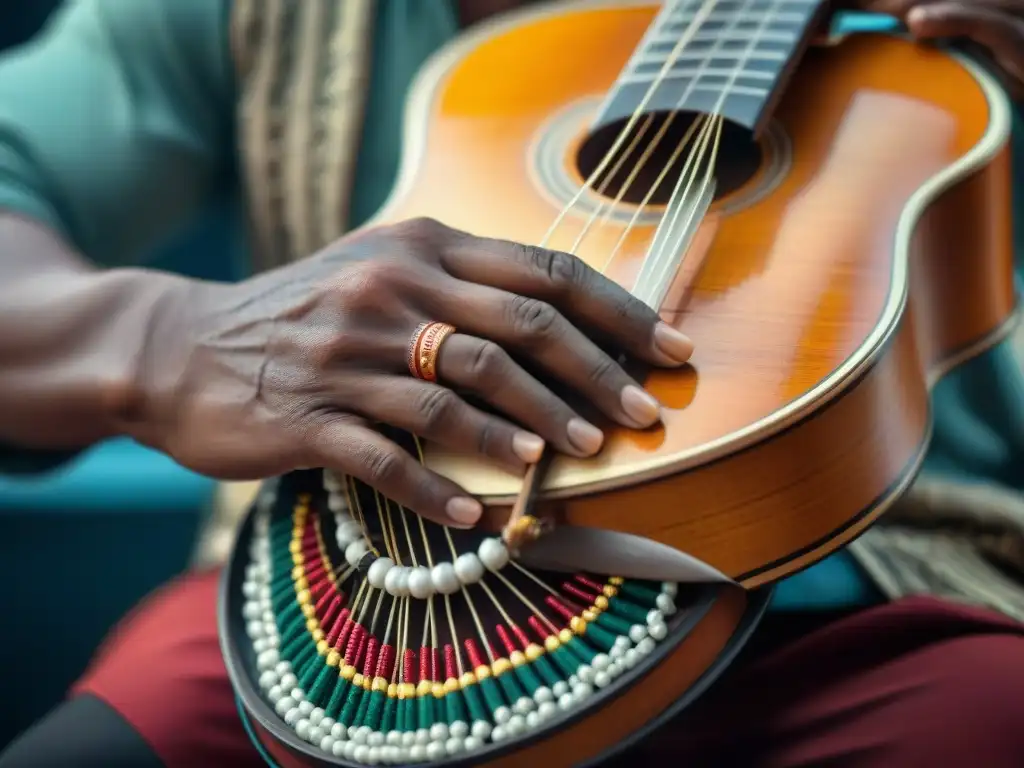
512, 431, 545, 463
567, 418, 604, 455
654, 322, 694, 364
621, 385, 662, 427
445, 497, 482, 527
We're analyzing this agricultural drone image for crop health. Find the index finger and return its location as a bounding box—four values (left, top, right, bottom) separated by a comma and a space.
440, 235, 695, 367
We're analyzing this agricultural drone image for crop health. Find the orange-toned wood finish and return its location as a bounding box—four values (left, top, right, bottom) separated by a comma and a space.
367, 2, 1017, 587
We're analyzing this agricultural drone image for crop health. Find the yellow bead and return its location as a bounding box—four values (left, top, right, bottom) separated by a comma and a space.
595, 596, 609, 610
525, 644, 543, 661
327, 651, 341, 668
372, 677, 388, 693
341, 665, 357, 680
582, 610, 597, 622
509, 651, 526, 667
387, 683, 398, 698
416, 680, 432, 697
609, 577, 624, 585
400, 683, 416, 698
361, 676, 372, 691
603, 585, 618, 598
296, 576, 308, 591
544, 636, 560, 652
459, 672, 476, 688
570, 617, 586, 635
352, 673, 364, 688
291, 553, 303, 566
558, 629, 573, 644
289, 540, 301, 555
443, 678, 460, 694
474, 665, 491, 680
291, 565, 304, 579
299, 494, 311, 503
314, 637, 327, 653
301, 604, 315, 619
492, 658, 512, 676
305, 617, 319, 632
432, 682, 444, 698
313, 629, 325, 644
297, 589, 311, 605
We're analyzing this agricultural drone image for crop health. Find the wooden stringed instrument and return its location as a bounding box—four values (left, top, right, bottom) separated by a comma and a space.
221, 1, 1017, 766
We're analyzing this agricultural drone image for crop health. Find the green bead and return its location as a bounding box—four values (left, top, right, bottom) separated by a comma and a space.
417, 693, 435, 728
580, 622, 617, 652
381, 695, 397, 733
339, 685, 364, 726
565, 637, 597, 664
354, 683, 374, 726
594, 610, 632, 636
479, 676, 506, 715
495, 669, 526, 705
550, 647, 579, 677
461, 682, 489, 724
618, 581, 660, 606
325, 678, 350, 719
607, 596, 648, 624
300, 654, 326, 690
445, 688, 468, 726
513, 663, 543, 695
402, 696, 416, 731
309, 665, 337, 708
531, 655, 564, 687
366, 690, 387, 729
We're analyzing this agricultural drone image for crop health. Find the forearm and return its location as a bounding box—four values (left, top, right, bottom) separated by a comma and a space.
0, 214, 185, 450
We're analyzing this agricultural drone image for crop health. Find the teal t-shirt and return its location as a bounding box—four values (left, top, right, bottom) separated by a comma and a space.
1, 0, 1023, 611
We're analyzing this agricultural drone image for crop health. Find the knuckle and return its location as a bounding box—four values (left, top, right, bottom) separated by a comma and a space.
392, 216, 449, 246
589, 353, 621, 386
520, 245, 585, 293
333, 260, 402, 308
417, 387, 460, 431
508, 295, 560, 340
361, 444, 404, 486
465, 341, 508, 384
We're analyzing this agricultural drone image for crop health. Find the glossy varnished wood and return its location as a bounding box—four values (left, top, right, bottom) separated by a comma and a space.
368, 2, 1015, 584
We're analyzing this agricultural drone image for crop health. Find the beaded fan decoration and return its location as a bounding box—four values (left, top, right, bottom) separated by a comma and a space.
242, 467, 685, 765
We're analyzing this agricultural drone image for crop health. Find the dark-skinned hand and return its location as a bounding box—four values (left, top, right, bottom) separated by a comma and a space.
131, 218, 693, 529
864, 0, 1024, 98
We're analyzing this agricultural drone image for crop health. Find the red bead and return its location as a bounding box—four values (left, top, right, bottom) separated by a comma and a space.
362, 636, 380, 677
444, 644, 459, 680
545, 596, 575, 621
321, 595, 342, 628
376, 644, 396, 679
511, 624, 531, 649
562, 582, 595, 603
418, 647, 431, 682
327, 609, 350, 648
343, 623, 363, 664
575, 574, 604, 591
528, 616, 551, 641
464, 638, 486, 669
430, 647, 441, 682
352, 627, 369, 669
403, 649, 417, 683
496, 625, 518, 654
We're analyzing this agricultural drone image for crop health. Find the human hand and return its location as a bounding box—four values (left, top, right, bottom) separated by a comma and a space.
131, 218, 693, 528
863, 0, 1024, 97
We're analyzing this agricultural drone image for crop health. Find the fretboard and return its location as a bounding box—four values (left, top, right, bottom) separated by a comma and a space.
594, 0, 827, 136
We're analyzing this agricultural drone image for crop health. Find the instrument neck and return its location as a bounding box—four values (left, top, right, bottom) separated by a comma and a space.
595, 0, 828, 136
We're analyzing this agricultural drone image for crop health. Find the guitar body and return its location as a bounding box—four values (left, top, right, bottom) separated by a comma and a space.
372, 0, 1018, 587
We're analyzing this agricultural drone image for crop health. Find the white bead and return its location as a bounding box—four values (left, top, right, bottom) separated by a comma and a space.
594, 671, 611, 688
353, 744, 370, 763
367, 557, 394, 589
491, 725, 507, 742
345, 539, 369, 567
656, 593, 676, 615
309, 708, 324, 726
354, 725, 371, 744
494, 705, 512, 724
259, 670, 278, 690
558, 693, 574, 710
257, 649, 279, 670
335, 520, 362, 548
649, 621, 668, 640
243, 601, 261, 620
343, 741, 358, 759
253, 637, 269, 654
274, 696, 296, 716
449, 721, 469, 739
308, 726, 324, 744
591, 653, 610, 671
320, 716, 335, 733
320, 735, 335, 753
477, 538, 510, 571
572, 682, 593, 700
646, 609, 662, 626
426, 741, 446, 760
526, 711, 541, 729
513, 696, 533, 714
576, 665, 594, 684
331, 721, 347, 739
280, 672, 298, 690
534, 686, 553, 704
506, 715, 525, 737
637, 637, 656, 655
430, 562, 461, 595
384, 566, 410, 598
623, 648, 639, 668
662, 582, 678, 597
401, 730, 416, 746
470, 720, 491, 740
552, 681, 569, 698
609, 646, 625, 660
538, 701, 558, 720
368, 731, 384, 747
296, 719, 311, 741
629, 625, 647, 643
464, 735, 483, 751
414, 728, 430, 745
409, 744, 426, 761
297, 699, 313, 715
407, 566, 433, 599
385, 730, 401, 745
607, 661, 622, 679
284, 708, 300, 727
453, 553, 485, 585
429, 722, 449, 742
332, 740, 346, 757
268, 685, 284, 703
446, 737, 463, 754
367, 745, 382, 765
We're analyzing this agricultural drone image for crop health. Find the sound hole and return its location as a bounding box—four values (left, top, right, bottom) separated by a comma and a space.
576, 112, 763, 205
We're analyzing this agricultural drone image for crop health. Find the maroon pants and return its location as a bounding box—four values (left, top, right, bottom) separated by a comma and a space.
66, 570, 1024, 767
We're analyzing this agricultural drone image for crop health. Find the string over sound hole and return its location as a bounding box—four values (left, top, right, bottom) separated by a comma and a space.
576, 111, 763, 206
